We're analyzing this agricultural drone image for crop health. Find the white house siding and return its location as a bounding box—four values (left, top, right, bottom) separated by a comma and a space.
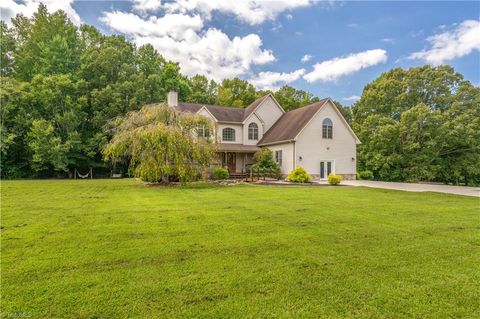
295, 101, 357, 179
217, 123, 243, 144
243, 113, 263, 146
266, 142, 295, 175
255, 97, 283, 132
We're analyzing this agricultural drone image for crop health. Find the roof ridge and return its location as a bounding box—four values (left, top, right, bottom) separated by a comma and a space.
180, 101, 243, 110
283, 98, 329, 114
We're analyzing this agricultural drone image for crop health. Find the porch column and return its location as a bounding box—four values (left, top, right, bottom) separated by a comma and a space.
243, 153, 246, 173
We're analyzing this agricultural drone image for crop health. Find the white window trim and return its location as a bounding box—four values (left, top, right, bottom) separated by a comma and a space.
275, 150, 283, 166
222, 127, 236, 142
319, 159, 335, 180
322, 118, 333, 139
248, 122, 259, 140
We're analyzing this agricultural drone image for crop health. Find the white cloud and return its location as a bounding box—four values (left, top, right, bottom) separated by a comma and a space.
102, 1, 336, 82
161, 0, 312, 25
132, 0, 162, 13
409, 20, 480, 65
134, 30, 275, 81
0, 0, 80, 26
347, 23, 358, 28
343, 95, 360, 102
271, 22, 283, 32
101, 8, 277, 82
301, 54, 313, 63
250, 69, 306, 89
101, 0, 317, 81
100, 11, 204, 39
303, 49, 388, 82
382, 38, 394, 43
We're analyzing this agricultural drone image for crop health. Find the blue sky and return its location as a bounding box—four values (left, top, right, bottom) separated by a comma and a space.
3, 1, 479, 104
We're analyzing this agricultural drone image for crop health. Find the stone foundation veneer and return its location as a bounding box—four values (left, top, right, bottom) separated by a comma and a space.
280, 174, 356, 180
338, 174, 356, 180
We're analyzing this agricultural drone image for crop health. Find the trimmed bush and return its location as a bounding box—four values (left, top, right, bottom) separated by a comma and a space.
212, 167, 229, 180
327, 173, 343, 185
358, 170, 374, 180
251, 149, 281, 180
287, 167, 311, 183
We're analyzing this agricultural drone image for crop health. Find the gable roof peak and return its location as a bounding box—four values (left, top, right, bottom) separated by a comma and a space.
242, 93, 285, 122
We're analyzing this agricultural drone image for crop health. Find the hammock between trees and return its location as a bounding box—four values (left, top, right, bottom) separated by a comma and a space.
74, 168, 92, 179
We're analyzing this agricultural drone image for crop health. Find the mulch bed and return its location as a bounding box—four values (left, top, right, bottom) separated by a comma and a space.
253, 180, 347, 187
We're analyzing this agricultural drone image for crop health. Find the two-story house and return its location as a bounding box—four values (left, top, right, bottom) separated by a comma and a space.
167, 91, 360, 180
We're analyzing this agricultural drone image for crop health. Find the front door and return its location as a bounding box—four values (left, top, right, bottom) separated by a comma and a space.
320, 160, 334, 180
223, 152, 236, 173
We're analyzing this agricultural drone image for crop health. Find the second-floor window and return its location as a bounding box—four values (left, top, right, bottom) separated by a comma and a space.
197, 125, 210, 138
222, 127, 235, 141
248, 123, 258, 140
322, 118, 333, 139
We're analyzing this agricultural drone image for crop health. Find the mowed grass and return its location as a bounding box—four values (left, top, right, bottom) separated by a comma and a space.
1, 179, 479, 318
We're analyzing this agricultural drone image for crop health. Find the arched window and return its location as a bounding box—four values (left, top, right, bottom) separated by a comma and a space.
222, 127, 236, 141
322, 118, 333, 139
248, 123, 259, 140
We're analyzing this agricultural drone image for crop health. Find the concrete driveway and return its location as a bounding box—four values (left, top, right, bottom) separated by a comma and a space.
342, 180, 480, 197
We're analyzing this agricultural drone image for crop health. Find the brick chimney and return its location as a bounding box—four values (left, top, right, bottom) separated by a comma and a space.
167, 91, 178, 107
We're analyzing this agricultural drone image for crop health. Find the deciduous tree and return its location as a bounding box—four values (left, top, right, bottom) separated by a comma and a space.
103, 105, 217, 183
353, 65, 480, 185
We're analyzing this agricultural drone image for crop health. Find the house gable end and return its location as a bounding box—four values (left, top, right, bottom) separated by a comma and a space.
242, 94, 284, 125
294, 99, 360, 144
196, 106, 218, 122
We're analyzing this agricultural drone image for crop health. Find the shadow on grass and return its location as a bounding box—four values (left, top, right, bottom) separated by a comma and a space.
138, 181, 230, 190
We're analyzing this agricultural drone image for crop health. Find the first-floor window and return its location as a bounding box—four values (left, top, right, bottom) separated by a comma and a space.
222, 127, 235, 141
275, 150, 282, 166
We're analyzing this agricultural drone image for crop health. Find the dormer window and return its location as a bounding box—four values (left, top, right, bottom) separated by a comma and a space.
222, 128, 235, 141
322, 118, 333, 139
248, 123, 259, 140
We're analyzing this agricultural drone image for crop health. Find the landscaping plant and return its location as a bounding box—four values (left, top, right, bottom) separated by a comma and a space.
250, 149, 281, 180
358, 170, 374, 180
327, 173, 343, 185
287, 167, 312, 183
212, 167, 229, 180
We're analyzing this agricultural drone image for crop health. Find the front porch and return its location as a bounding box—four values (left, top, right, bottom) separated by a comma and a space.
218, 144, 260, 177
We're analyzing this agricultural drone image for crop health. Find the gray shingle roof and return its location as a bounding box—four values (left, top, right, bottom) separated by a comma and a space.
257, 98, 329, 146
174, 95, 271, 123
175, 102, 244, 122
217, 143, 260, 152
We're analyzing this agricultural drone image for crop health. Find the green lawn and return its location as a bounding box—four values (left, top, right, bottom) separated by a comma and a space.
1, 179, 479, 318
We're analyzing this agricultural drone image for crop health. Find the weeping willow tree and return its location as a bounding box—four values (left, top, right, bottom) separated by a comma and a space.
103, 104, 217, 183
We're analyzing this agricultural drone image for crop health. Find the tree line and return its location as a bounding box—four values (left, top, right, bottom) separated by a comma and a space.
1, 5, 478, 185
354, 65, 480, 185
0, 5, 322, 178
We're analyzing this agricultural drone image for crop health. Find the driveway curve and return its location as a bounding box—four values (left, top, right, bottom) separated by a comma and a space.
342, 180, 480, 197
